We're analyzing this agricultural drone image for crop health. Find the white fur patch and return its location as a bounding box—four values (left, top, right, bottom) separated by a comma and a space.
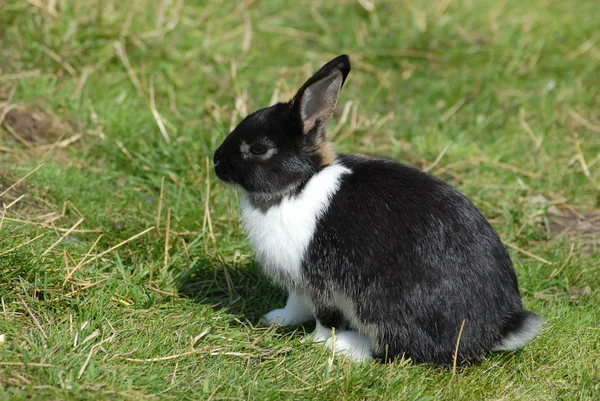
240, 162, 351, 287
311, 321, 333, 343
261, 293, 314, 327
493, 314, 543, 351
325, 330, 373, 362
301, 321, 333, 344
303, 322, 373, 361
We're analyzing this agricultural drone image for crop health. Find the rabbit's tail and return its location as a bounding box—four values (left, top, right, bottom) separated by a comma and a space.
493, 310, 543, 351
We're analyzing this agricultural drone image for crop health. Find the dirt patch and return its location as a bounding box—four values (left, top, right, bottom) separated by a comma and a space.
549, 209, 600, 236
0, 169, 56, 220
549, 208, 600, 254
0, 175, 28, 199
0, 173, 36, 213
2, 104, 71, 145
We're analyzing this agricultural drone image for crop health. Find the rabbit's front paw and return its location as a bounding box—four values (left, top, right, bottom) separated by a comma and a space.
261, 292, 314, 327
261, 308, 295, 326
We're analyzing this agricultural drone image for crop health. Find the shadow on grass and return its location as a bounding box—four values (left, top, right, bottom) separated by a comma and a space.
175, 257, 495, 368
176, 257, 288, 325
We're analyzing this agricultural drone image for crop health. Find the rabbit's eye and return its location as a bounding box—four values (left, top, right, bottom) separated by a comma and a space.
250, 143, 268, 155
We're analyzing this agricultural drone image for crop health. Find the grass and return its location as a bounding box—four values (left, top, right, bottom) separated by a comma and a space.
0, 0, 599, 399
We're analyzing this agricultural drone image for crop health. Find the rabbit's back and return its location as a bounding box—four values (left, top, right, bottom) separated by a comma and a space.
303, 154, 526, 363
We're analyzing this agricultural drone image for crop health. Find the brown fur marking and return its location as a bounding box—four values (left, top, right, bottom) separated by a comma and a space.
318, 141, 336, 166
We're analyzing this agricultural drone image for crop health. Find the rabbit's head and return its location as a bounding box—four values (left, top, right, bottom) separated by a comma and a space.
213, 55, 350, 196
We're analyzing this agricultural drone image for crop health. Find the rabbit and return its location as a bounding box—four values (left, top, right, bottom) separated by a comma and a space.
213, 54, 542, 364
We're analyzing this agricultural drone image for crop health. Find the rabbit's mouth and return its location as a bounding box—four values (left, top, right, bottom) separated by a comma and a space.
214, 162, 235, 184
213, 155, 236, 182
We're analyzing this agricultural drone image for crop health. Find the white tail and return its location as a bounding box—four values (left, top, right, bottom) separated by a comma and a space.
493, 312, 543, 351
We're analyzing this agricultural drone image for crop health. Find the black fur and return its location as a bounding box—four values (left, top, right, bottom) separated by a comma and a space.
303, 154, 529, 364
213, 54, 541, 365
213, 55, 351, 208
213, 103, 312, 198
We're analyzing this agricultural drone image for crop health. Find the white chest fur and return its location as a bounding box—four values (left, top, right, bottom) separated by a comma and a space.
240, 163, 351, 288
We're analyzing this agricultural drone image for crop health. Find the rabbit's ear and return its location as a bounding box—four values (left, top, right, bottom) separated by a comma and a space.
292, 55, 351, 135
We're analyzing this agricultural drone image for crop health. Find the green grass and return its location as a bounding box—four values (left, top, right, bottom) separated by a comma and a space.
1, 0, 599, 399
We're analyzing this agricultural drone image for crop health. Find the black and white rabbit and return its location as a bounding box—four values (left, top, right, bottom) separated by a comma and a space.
213, 55, 542, 364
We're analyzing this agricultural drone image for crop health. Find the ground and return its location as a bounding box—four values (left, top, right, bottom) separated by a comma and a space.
0, 1, 599, 400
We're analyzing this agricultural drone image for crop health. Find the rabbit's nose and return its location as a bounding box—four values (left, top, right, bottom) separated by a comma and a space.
213, 148, 223, 165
